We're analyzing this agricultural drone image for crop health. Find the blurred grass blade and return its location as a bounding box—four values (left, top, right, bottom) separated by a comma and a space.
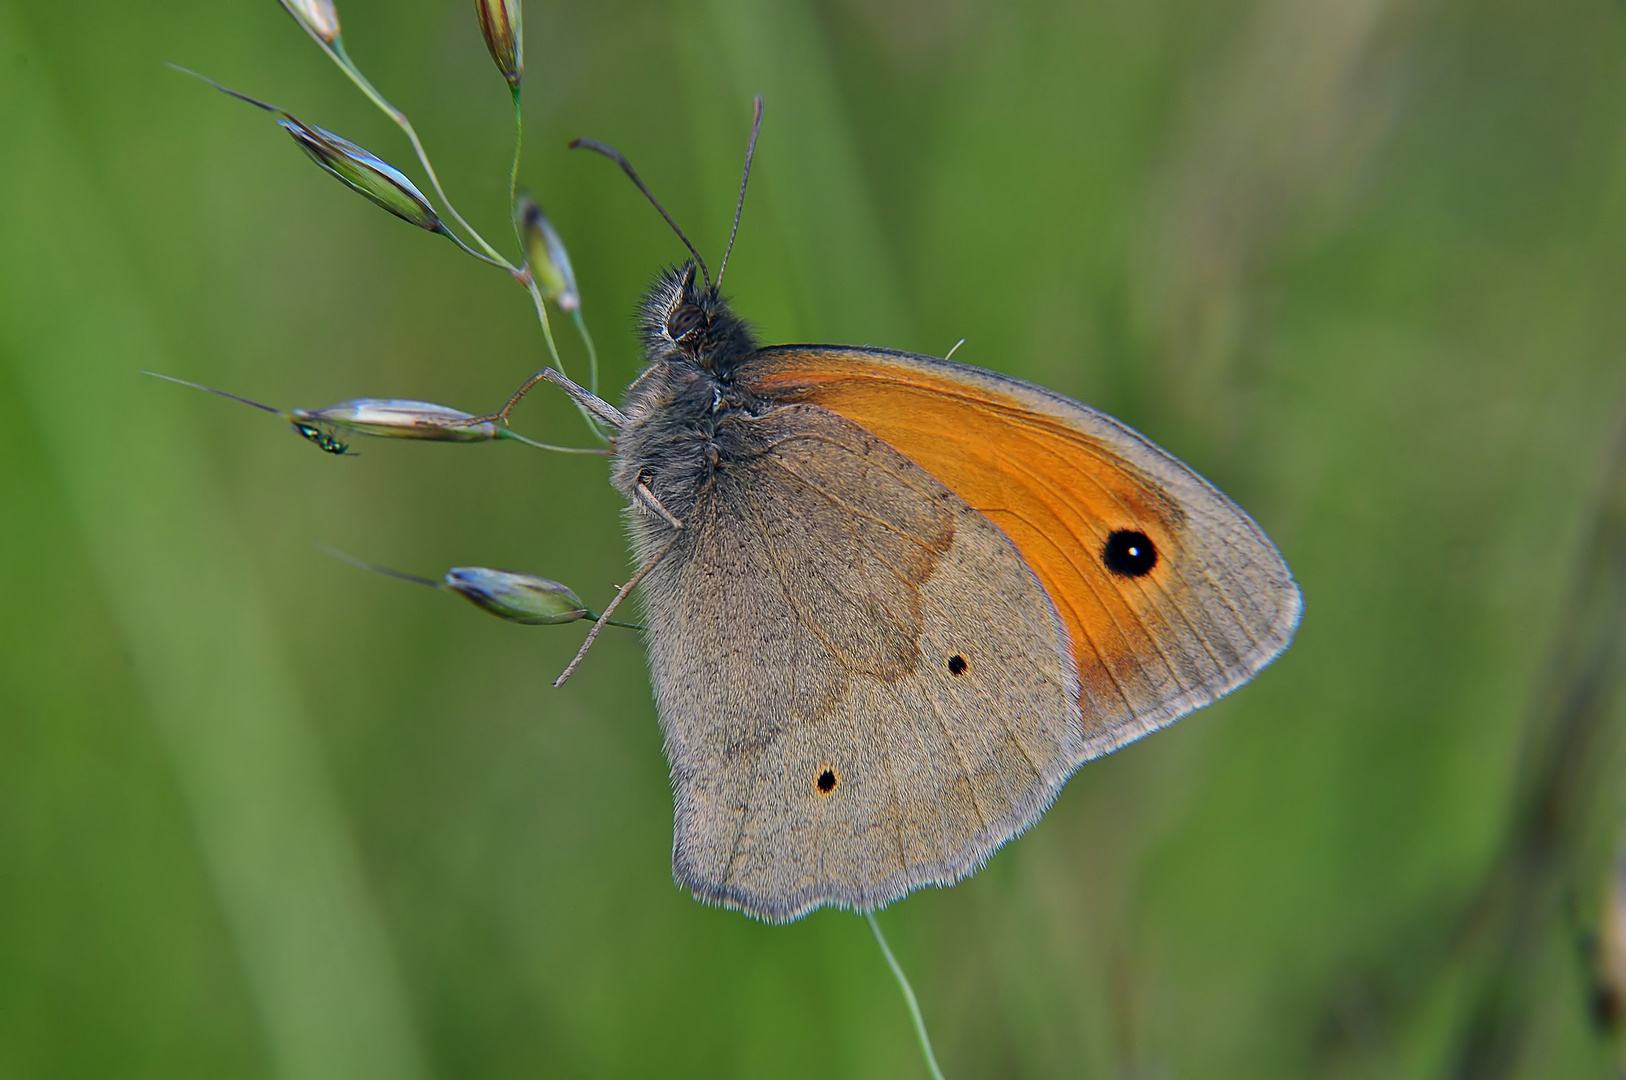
1593, 847, 1626, 1034
1, 13, 428, 1075
1445, 415, 1626, 1079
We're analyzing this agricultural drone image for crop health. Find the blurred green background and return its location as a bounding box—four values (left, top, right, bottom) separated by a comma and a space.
4, 0, 1626, 1076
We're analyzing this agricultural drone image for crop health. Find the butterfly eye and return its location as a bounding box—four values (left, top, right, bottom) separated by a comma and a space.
666, 304, 706, 340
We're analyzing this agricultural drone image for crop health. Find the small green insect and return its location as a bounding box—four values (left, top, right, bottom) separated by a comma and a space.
291, 421, 355, 456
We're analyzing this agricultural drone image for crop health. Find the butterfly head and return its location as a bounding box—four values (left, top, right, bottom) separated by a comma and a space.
639, 261, 758, 375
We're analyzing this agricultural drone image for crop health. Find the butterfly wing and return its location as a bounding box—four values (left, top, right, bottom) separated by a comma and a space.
633, 403, 1085, 923
634, 345, 1300, 922
739, 345, 1302, 758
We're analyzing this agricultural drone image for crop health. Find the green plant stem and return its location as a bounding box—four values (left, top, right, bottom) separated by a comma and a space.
495, 430, 612, 455
299, 29, 603, 443
509, 86, 523, 246
572, 308, 600, 398
439, 228, 515, 272
504, 88, 604, 439
522, 278, 567, 385
522, 278, 607, 441
582, 610, 646, 632
321, 35, 514, 272
866, 912, 945, 1080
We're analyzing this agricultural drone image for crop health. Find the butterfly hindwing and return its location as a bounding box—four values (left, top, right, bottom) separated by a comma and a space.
630, 403, 1083, 923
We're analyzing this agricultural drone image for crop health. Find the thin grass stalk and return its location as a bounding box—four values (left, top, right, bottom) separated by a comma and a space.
866, 913, 945, 1080
571, 308, 599, 397
322, 37, 512, 271
521, 278, 609, 441
279, 26, 599, 436
509, 87, 524, 246
309, 40, 595, 438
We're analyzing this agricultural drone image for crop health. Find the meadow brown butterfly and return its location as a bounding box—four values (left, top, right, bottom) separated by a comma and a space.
546, 100, 1301, 924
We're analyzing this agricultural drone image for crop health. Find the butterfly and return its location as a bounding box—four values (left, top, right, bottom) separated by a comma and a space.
544, 99, 1301, 924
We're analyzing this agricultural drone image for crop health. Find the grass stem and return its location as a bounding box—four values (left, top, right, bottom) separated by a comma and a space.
572, 308, 600, 398
866, 912, 945, 1080
509, 87, 523, 246
322, 36, 514, 272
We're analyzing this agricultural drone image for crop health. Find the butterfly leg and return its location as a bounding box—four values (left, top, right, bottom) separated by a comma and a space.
446, 369, 546, 428
489, 369, 550, 425
541, 367, 628, 430
554, 532, 680, 687
454, 367, 628, 432
634, 480, 685, 530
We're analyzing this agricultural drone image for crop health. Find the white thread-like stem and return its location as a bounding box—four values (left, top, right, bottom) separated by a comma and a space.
866, 912, 946, 1080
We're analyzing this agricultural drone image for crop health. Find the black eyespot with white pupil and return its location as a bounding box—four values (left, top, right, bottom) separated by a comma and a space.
666, 304, 706, 339
1102, 529, 1157, 577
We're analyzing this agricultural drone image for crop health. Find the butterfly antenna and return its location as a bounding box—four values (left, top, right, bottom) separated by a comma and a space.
569, 137, 711, 290
716, 96, 764, 291
144, 370, 282, 415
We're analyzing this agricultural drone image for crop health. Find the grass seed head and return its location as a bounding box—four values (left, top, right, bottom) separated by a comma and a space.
279, 0, 341, 44
517, 194, 579, 312
295, 399, 498, 441
443, 568, 588, 625
279, 118, 442, 232
475, 0, 524, 89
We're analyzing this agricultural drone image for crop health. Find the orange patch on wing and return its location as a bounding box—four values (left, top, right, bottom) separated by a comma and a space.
747, 350, 1189, 729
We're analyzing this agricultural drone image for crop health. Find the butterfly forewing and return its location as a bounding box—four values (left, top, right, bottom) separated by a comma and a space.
741, 346, 1302, 760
